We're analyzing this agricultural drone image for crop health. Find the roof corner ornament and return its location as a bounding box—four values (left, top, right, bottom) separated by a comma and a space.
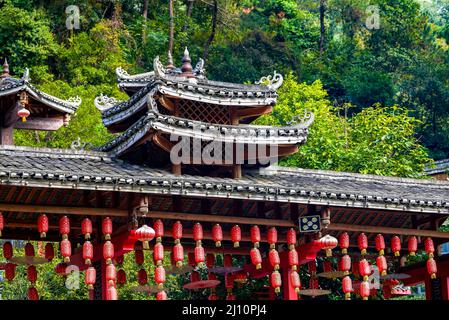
116, 66, 131, 79
71, 137, 93, 151
21, 68, 30, 82
193, 58, 206, 78
287, 109, 315, 128
94, 94, 120, 111
66, 96, 82, 107
153, 56, 167, 78
256, 71, 284, 91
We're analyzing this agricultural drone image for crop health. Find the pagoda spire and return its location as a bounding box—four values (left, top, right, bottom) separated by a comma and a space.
1, 58, 10, 78
167, 50, 174, 70
181, 47, 194, 78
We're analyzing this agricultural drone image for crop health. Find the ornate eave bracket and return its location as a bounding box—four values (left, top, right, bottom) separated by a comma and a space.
256, 71, 284, 91
94, 94, 123, 112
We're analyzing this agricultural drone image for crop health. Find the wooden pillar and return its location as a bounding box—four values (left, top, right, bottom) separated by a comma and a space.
172, 164, 181, 175
0, 126, 13, 145
232, 164, 242, 179
281, 252, 298, 300
442, 276, 449, 300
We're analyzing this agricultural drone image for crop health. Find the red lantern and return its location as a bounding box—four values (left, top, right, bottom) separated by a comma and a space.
267, 227, 277, 249
173, 244, 184, 268
82, 218, 92, 240
18, 107, 30, 122
5, 263, 15, 281
208, 272, 218, 281
157, 291, 168, 300
27, 265, 37, 283
408, 236, 417, 256
339, 254, 351, 275
85, 267, 96, 289
339, 232, 349, 254
55, 262, 67, 275
153, 242, 164, 266
286, 228, 297, 250
173, 221, 183, 244
309, 277, 319, 289
25, 242, 35, 257
103, 241, 114, 265
106, 286, 118, 300
135, 249, 144, 265
250, 248, 262, 269
28, 287, 39, 301
231, 225, 241, 248
212, 224, 223, 247
59, 216, 70, 239
188, 252, 195, 267
226, 294, 236, 300
194, 245, 205, 267
45, 243, 54, 261
154, 219, 164, 243
425, 238, 435, 258
308, 260, 317, 275
37, 214, 48, 238
117, 269, 126, 285
319, 234, 338, 257
375, 234, 385, 256
271, 270, 282, 294
83, 241, 93, 265
208, 293, 218, 300
135, 224, 155, 249
290, 270, 301, 293
225, 273, 234, 289
0, 212, 3, 237
3, 241, 13, 260
250, 225, 261, 248
115, 255, 124, 265
288, 249, 299, 271
206, 253, 215, 269
60, 239, 71, 262
427, 258, 437, 279
359, 259, 371, 281
360, 281, 370, 300
138, 268, 148, 285
233, 271, 247, 283
106, 264, 116, 286
342, 276, 353, 300
193, 223, 203, 245
391, 236, 401, 257
376, 255, 388, 276
269, 249, 280, 270
224, 254, 233, 268
191, 271, 201, 283
358, 233, 368, 255
155, 266, 166, 288
102, 217, 113, 240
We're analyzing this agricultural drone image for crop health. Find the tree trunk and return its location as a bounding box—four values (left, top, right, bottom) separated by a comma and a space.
143, 0, 149, 19
319, 0, 326, 56
203, 0, 218, 63
168, 0, 175, 57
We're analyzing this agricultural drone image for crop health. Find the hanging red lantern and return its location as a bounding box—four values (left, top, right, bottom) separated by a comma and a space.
45, 243, 54, 261
342, 276, 353, 300
55, 262, 67, 275
157, 291, 168, 300
208, 272, 218, 281
3, 241, 13, 260
358, 233, 368, 255
408, 236, 418, 256
83, 241, 93, 265
233, 271, 247, 284
154, 219, 164, 243
25, 242, 35, 257
323, 261, 332, 273
225, 273, 234, 297
339, 232, 349, 254
224, 254, 233, 268
117, 269, 126, 285
194, 245, 205, 267
85, 267, 96, 289
135, 249, 144, 265
319, 234, 338, 257
138, 268, 148, 285
231, 225, 241, 248
288, 249, 299, 271
339, 254, 351, 275
376, 255, 388, 276
190, 270, 200, 283
18, 107, 30, 122
173, 221, 183, 244
115, 255, 124, 265
359, 259, 371, 281
106, 264, 116, 286
59, 216, 70, 239
193, 223, 203, 245
425, 238, 435, 258
155, 266, 166, 289
375, 234, 385, 256
37, 214, 48, 238
27, 265, 37, 283
352, 261, 359, 278
206, 253, 215, 269
0, 212, 3, 237
28, 287, 39, 301
135, 224, 155, 249
286, 228, 297, 250
173, 244, 184, 268
153, 242, 164, 266
81, 218, 92, 240
188, 252, 195, 267
290, 270, 301, 294
360, 281, 370, 300
269, 249, 280, 270
103, 241, 114, 265
250, 248, 262, 269
250, 225, 261, 248
226, 294, 236, 300
212, 224, 223, 247
271, 271, 282, 294
106, 286, 118, 300
60, 239, 71, 262
208, 293, 218, 300
267, 227, 277, 249
391, 236, 401, 257
427, 258, 437, 279
102, 217, 113, 240
5, 263, 15, 281
308, 260, 317, 275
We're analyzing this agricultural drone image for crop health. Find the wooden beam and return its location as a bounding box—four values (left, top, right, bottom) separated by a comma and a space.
14, 117, 64, 131
0, 203, 127, 217
328, 223, 449, 239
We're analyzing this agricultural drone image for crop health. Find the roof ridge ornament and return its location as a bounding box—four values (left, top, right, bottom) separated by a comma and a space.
193, 58, 206, 79
94, 94, 122, 112
167, 50, 174, 70
1, 58, 10, 78
255, 71, 284, 91
181, 47, 194, 78
21, 68, 30, 82
154, 56, 167, 78
287, 110, 315, 127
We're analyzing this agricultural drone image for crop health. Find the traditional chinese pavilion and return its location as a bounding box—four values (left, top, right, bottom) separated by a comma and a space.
0, 51, 448, 301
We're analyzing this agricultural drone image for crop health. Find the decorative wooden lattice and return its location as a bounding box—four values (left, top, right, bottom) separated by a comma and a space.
177, 100, 231, 125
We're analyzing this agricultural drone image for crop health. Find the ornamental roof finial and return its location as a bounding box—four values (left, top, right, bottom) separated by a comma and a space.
181, 47, 194, 77
1, 58, 10, 78
167, 50, 174, 70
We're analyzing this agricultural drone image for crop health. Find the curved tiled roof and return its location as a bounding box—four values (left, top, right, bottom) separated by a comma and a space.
425, 159, 449, 175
